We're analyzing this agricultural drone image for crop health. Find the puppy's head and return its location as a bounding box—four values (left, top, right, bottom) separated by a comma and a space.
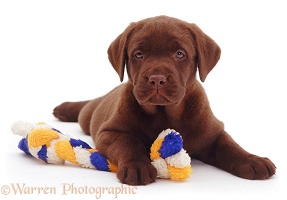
108, 16, 220, 106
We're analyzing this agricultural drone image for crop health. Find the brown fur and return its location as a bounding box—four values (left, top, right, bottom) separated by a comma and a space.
53, 16, 276, 185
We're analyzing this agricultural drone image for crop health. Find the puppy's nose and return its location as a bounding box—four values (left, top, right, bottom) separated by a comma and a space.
149, 74, 167, 88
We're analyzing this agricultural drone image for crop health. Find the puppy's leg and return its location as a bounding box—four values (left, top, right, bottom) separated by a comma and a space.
53, 101, 90, 122
96, 131, 157, 185
198, 131, 276, 180
78, 97, 104, 135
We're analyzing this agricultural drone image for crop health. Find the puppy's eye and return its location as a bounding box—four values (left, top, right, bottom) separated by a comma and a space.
175, 51, 185, 59
134, 51, 143, 59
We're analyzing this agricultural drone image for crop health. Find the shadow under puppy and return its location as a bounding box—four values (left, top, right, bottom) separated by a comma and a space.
53, 15, 276, 185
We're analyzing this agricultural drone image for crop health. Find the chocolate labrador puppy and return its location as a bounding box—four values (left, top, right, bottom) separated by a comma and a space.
53, 16, 276, 185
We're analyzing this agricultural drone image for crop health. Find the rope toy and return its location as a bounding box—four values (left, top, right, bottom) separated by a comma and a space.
11, 121, 192, 181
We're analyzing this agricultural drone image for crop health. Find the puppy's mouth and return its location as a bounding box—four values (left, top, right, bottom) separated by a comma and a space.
133, 85, 185, 106
141, 92, 172, 105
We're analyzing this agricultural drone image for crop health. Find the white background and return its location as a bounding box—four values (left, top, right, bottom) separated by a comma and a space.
0, 0, 286, 199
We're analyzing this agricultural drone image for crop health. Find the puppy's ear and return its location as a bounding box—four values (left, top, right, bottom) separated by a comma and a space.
108, 23, 135, 82
189, 24, 221, 82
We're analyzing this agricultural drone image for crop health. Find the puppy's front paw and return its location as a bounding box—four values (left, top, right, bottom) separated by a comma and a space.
117, 161, 157, 185
232, 155, 276, 180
